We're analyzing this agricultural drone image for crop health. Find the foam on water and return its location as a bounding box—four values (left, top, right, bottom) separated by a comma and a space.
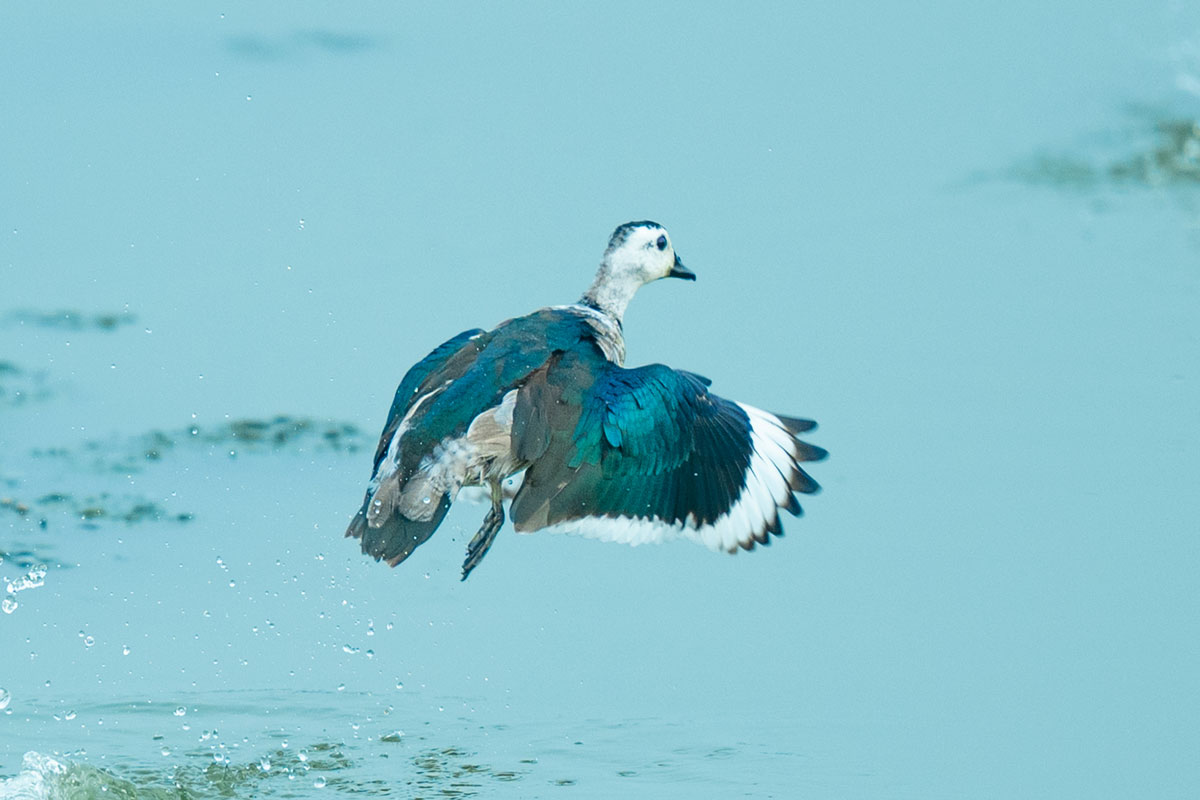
0, 752, 65, 800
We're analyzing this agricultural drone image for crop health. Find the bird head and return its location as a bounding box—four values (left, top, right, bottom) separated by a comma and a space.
601, 221, 695, 285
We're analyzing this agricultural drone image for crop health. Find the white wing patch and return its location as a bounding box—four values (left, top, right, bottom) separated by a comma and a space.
530, 403, 811, 553
370, 383, 449, 488
367, 383, 449, 526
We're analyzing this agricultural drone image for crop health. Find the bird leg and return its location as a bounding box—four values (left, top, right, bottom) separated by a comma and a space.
462, 481, 504, 581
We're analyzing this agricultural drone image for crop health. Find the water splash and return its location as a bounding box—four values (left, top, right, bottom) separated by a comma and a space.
0, 752, 67, 800
2, 564, 48, 615
5, 565, 46, 595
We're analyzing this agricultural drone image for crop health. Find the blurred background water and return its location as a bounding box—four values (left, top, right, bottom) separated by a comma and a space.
2, 2, 1198, 798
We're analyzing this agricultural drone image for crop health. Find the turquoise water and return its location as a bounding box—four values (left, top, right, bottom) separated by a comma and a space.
3, 3, 1199, 797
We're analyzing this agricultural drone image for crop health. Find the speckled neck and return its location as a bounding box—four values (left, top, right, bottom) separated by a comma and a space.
580, 266, 642, 324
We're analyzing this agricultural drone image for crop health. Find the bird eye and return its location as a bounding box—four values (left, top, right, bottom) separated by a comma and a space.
655, 235, 667, 251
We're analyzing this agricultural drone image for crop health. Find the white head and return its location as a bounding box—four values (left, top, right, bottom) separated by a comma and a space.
581, 221, 695, 320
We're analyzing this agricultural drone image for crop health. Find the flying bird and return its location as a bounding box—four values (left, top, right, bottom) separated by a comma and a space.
346, 221, 826, 579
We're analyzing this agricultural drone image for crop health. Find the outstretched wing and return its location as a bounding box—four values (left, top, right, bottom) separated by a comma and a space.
509, 351, 827, 552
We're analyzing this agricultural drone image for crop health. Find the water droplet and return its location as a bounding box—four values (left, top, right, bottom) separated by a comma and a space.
395, 680, 404, 690
174, 706, 187, 717
336, 683, 345, 692
259, 757, 271, 772
422, 496, 431, 505
0, 688, 11, 709
122, 645, 131, 656
297, 751, 308, 763
342, 645, 359, 655
313, 776, 327, 788
83, 635, 95, 648
161, 747, 171, 756
64, 710, 76, 720
1, 598, 16, 614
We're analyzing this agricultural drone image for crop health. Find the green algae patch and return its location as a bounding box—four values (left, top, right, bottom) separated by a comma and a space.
3, 309, 138, 332
982, 110, 1200, 191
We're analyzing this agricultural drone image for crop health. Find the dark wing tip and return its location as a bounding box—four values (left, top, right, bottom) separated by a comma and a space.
345, 510, 366, 540
348, 494, 450, 568
794, 442, 828, 463
788, 466, 822, 495
785, 493, 804, 518
776, 414, 818, 434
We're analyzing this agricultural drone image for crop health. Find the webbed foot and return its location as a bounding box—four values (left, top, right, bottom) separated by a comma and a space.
462, 485, 505, 580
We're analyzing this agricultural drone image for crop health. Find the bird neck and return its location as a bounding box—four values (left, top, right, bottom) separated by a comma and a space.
579, 267, 641, 323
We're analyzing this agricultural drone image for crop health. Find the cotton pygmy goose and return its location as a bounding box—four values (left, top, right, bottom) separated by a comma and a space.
346, 221, 827, 580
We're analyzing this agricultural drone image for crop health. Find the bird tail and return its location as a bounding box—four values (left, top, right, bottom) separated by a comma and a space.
345, 492, 451, 567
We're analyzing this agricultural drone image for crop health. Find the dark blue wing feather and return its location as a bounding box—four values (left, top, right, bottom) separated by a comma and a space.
351, 309, 606, 567
370, 328, 487, 476
510, 353, 762, 530
394, 310, 597, 475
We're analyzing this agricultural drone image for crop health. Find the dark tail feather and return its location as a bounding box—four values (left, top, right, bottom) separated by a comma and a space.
345, 493, 451, 567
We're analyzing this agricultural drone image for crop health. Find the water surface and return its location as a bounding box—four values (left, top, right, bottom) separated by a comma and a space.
2, 3, 1198, 797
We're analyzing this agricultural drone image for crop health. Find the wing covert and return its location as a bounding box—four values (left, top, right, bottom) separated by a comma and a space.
370, 328, 487, 476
